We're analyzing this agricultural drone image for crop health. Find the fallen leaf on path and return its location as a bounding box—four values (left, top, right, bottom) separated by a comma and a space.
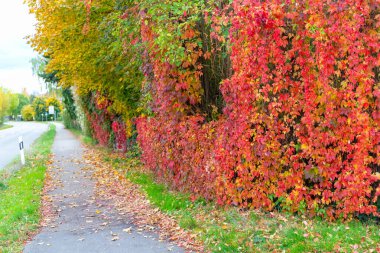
84, 149, 205, 252
123, 227, 132, 233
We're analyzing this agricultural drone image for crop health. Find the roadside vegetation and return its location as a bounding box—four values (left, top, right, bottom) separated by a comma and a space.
0, 85, 62, 124
108, 150, 380, 252
0, 124, 13, 131
0, 124, 56, 252
73, 130, 379, 252
29, 0, 379, 251
70, 128, 97, 146
27, 0, 379, 221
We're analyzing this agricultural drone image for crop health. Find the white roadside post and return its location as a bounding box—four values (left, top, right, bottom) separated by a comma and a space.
19, 136, 25, 165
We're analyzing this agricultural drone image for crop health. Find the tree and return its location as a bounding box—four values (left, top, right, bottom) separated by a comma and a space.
31, 56, 59, 94
15, 94, 30, 116
8, 94, 19, 119
27, 0, 380, 218
0, 88, 10, 125
62, 88, 80, 129
21, 105, 35, 121
32, 97, 47, 121
27, 0, 142, 130
45, 96, 62, 120
45, 96, 62, 112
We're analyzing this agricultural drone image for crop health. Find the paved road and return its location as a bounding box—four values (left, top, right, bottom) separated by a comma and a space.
0, 121, 48, 170
24, 124, 185, 253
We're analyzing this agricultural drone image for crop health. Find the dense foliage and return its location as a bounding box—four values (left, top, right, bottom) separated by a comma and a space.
32, 97, 47, 121
21, 105, 35, 121
62, 88, 81, 130
0, 87, 58, 122
0, 88, 21, 123
30, 95, 62, 121
14, 94, 30, 117
28, 0, 380, 219
0, 88, 11, 124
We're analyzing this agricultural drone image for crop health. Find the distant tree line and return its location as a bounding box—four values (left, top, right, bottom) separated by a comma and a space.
0, 87, 62, 124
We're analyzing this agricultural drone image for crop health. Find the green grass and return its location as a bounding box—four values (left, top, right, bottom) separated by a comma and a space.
0, 124, 13, 131
69, 128, 97, 145
126, 170, 192, 212
278, 219, 380, 252
0, 124, 56, 253
103, 150, 380, 253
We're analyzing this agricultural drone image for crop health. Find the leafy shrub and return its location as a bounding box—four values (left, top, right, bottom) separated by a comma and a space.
62, 88, 81, 130
21, 105, 35, 121
29, 0, 380, 219
137, 0, 380, 219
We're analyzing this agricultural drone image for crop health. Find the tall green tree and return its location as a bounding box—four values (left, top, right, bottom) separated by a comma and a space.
32, 97, 47, 121
62, 88, 80, 129
15, 94, 30, 116
8, 94, 20, 119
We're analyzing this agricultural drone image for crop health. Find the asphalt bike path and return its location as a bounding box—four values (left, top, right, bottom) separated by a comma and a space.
24, 124, 184, 253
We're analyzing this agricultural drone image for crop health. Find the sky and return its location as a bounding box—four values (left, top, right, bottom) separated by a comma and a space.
0, 0, 43, 94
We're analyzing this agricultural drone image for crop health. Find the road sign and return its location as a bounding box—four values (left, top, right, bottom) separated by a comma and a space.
49, 106, 55, 115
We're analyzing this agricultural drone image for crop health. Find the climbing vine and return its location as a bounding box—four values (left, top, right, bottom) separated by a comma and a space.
28, 0, 380, 219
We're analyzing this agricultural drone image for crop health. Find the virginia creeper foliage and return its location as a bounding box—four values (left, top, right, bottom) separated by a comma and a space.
28, 0, 380, 219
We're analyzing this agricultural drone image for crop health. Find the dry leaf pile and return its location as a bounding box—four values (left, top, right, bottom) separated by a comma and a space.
83, 149, 205, 253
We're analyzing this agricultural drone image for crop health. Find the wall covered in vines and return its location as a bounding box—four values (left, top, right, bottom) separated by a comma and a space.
29, 0, 379, 219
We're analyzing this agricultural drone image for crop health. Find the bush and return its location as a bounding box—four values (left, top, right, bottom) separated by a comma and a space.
29, 0, 380, 219
137, 0, 380, 219
21, 105, 35, 121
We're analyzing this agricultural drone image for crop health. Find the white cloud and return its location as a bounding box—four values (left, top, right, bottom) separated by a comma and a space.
0, 0, 42, 94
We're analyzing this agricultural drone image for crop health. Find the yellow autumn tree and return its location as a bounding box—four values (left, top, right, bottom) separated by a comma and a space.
21, 105, 35, 121
45, 96, 62, 113
26, 0, 142, 135
0, 88, 10, 125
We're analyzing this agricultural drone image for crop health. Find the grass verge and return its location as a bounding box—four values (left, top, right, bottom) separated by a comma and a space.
69, 128, 97, 146
0, 124, 13, 131
104, 149, 380, 253
0, 124, 56, 253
